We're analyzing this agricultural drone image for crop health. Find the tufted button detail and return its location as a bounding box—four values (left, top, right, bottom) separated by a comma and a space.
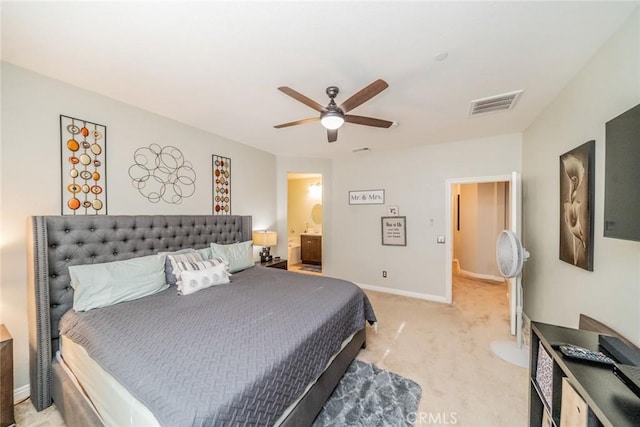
102, 240, 107, 244
113, 252, 118, 256
50, 244, 57, 249
51, 274, 57, 278
64, 229, 70, 233
90, 228, 95, 232
65, 257, 70, 261
77, 242, 83, 246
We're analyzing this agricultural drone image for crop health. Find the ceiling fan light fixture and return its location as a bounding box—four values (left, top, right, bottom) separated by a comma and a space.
320, 110, 344, 130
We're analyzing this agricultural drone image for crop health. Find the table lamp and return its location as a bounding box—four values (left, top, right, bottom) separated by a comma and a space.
253, 230, 277, 262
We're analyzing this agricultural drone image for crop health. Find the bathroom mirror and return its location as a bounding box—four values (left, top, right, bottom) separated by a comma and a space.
311, 203, 323, 224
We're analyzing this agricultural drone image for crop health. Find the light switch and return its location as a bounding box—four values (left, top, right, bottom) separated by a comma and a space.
437, 236, 445, 244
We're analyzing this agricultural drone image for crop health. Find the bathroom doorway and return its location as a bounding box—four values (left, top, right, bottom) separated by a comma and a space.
287, 173, 323, 275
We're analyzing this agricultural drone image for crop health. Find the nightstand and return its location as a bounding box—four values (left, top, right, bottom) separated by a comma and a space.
0, 324, 14, 427
258, 258, 288, 270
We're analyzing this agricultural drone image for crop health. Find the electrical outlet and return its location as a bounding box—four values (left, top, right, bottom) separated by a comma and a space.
382, 270, 387, 278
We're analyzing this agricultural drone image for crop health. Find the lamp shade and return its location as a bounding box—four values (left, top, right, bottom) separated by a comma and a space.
253, 230, 277, 247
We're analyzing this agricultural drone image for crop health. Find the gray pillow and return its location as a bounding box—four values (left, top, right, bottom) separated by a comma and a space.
166, 252, 206, 286
158, 248, 196, 286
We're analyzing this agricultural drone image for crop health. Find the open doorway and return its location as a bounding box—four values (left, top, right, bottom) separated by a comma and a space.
287, 173, 323, 275
445, 173, 521, 335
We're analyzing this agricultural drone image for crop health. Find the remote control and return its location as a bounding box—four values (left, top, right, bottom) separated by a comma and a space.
559, 344, 615, 366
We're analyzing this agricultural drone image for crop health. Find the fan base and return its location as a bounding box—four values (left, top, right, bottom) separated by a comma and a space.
490, 340, 530, 368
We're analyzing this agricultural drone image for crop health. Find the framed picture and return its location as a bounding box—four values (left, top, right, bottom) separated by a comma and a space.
213, 154, 231, 215
381, 216, 407, 246
349, 189, 384, 205
559, 140, 595, 271
60, 115, 107, 215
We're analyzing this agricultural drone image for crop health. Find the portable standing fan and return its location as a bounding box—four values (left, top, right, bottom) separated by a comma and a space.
491, 230, 530, 368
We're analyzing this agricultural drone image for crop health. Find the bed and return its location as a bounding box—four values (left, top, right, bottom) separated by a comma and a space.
27, 215, 375, 426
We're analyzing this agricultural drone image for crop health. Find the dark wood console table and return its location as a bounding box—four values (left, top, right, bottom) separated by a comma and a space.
530, 321, 640, 427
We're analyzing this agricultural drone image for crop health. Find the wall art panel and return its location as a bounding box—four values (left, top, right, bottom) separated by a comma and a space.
60, 115, 107, 215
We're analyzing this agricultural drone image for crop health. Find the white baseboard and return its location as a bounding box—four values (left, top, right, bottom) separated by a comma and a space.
355, 283, 448, 303
14, 383, 29, 404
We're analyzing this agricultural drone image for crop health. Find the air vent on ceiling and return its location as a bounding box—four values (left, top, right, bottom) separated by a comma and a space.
469, 90, 524, 116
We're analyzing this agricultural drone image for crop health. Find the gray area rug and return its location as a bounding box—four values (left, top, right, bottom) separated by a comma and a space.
301, 264, 322, 273
314, 360, 422, 427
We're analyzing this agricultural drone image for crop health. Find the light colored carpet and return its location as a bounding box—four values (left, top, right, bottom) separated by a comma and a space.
15, 273, 527, 426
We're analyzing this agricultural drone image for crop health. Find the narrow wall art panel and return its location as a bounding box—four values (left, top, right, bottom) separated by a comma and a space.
60, 115, 107, 215
212, 155, 231, 215
559, 140, 595, 271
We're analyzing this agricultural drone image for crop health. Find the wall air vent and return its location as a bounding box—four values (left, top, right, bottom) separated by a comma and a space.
469, 90, 524, 116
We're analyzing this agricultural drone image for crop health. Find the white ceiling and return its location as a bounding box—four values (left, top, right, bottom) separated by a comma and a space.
2, 1, 638, 159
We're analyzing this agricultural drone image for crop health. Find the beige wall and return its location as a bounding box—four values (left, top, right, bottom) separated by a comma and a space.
276, 157, 332, 266
287, 176, 323, 238
455, 182, 507, 278
523, 10, 640, 342
0, 62, 277, 394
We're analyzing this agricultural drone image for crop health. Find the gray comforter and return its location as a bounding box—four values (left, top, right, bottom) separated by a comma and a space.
59, 266, 376, 426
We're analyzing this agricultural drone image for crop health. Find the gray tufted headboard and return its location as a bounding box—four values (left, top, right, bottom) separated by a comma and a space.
27, 214, 252, 411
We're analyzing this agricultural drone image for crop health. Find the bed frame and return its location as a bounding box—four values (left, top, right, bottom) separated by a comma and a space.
27, 215, 365, 426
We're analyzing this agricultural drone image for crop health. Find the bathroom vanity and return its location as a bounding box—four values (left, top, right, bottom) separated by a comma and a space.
301, 234, 322, 265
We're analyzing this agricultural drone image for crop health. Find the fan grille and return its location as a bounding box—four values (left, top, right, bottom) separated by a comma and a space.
496, 230, 523, 278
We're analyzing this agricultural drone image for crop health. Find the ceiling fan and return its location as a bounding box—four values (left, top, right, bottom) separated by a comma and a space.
274, 79, 393, 143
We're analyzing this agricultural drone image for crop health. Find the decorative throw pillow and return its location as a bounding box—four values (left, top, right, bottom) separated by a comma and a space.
174, 258, 227, 287
69, 254, 168, 312
179, 263, 231, 296
158, 248, 196, 286
165, 252, 205, 286
210, 241, 254, 273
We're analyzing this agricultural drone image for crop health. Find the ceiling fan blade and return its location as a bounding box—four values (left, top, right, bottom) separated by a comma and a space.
327, 128, 338, 143
340, 79, 389, 113
344, 115, 394, 128
273, 117, 320, 129
277, 87, 325, 112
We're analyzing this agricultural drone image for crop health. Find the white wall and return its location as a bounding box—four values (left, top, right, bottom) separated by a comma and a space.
523, 10, 640, 342
0, 62, 277, 393
329, 134, 522, 300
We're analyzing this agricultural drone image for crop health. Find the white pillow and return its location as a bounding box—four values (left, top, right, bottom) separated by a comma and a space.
210, 241, 254, 273
174, 258, 227, 287
69, 254, 168, 312
179, 264, 231, 296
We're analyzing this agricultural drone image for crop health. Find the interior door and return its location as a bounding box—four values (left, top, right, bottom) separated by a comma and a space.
508, 171, 522, 335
